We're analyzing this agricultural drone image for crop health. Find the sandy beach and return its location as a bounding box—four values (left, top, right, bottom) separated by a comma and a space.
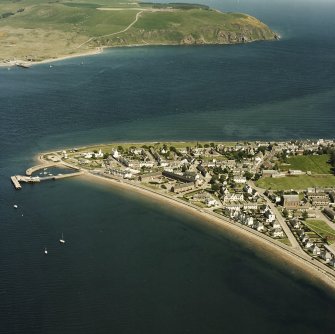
0, 48, 103, 68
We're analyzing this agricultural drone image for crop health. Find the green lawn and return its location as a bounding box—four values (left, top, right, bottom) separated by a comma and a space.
0, 0, 275, 62
280, 154, 332, 174
304, 219, 335, 244
278, 237, 291, 246
256, 174, 335, 190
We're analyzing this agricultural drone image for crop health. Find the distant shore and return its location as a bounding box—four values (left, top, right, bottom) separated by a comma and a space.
0, 37, 277, 68
33, 151, 335, 295
0, 47, 103, 68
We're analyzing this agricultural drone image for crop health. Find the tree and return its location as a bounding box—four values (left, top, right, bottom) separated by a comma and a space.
211, 183, 221, 192
302, 211, 308, 220
282, 208, 289, 218
244, 171, 254, 180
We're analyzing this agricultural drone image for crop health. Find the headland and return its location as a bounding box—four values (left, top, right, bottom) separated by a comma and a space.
0, 0, 278, 67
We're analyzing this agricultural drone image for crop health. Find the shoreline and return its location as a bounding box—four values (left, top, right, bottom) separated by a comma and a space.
82, 171, 335, 295
33, 152, 335, 295
0, 37, 277, 68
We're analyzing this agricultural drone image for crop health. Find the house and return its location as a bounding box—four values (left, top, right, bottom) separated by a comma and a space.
245, 216, 254, 227
329, 191, 335, 203
171, 183, 194, 194
139, 171, 163, 181
311, 245, 321, 256
243, 203, 258, 210
329, 258, 335, 268
296, 229, 305, 238
254, 220, 265, 232
162, 170, 196, 183
271, 228, 284, 238
308, 193, 330, 206
289, 218, 301, 229
112, 148, 120, 159
222, 191, 244, 203
320, 250, 333, 263
233, 176, 247, 184
271, 220, 281, 229
288, 169, 304, 175
196, 164, 207, 177
205, 198, 217, 207
282, 194, 300, 209
305, 241, 314, 250
265, 210, 276, 223
301, 235, 309, 244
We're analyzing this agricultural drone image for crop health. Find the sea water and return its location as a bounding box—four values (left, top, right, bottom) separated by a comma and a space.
0, 0, 335, 333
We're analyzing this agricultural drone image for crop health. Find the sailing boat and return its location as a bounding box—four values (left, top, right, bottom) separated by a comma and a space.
44, 248, 48, 255
59, 233, 65, 244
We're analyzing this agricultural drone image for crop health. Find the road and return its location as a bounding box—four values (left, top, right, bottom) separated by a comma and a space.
249, 181, 303, 252
77, 10, 143, 49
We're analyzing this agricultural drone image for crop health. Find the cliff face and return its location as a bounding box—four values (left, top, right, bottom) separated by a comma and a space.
94, 11, 277, 48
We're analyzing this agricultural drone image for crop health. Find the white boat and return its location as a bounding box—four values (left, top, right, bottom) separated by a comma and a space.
13, 204, 18, 209
44, 248, 48, 255
59, 233, 65, 244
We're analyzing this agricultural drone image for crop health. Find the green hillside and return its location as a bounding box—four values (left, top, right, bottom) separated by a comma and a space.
0, 0, 277, 63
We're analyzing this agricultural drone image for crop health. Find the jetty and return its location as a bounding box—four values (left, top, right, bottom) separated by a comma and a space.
11, 176, 22, 190
10, 171, 84, 190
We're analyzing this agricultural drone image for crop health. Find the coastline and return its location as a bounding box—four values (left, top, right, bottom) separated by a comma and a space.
0, 36, 277, 68
33, 152, 335, 295
82, 171, 335, 295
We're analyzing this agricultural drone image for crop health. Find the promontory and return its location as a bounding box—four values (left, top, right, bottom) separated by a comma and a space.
0, 0, 278, 65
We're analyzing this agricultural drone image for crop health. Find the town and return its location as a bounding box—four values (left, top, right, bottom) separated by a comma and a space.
20, 139, 335, 273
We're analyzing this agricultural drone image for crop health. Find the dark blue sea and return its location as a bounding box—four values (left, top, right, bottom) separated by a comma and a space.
0, 0, 335, 333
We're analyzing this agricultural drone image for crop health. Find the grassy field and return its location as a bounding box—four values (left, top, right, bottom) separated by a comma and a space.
304, 219, 335, 244
0, 0, 276, 63
256, 174, 335, 190
280, 154, 332, 174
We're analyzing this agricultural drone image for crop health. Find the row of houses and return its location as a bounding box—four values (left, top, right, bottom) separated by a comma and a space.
290, 219, 335, 267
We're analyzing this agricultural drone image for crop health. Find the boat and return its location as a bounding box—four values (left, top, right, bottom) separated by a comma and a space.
13, 204, 18, 209
59, 233, 65, 244
44, 248, 48, 255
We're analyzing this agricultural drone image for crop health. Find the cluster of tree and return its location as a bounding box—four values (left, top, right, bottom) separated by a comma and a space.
169, 146, 182, 157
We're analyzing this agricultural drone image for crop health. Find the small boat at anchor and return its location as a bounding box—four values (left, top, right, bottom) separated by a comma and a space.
59, 233, 65, 244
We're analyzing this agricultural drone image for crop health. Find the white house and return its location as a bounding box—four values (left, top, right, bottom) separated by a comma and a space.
311, 245, 321, 256
305, 241, 314, 250
222, 192, 244, 203
265, 210, 276, 223
234, 176, 247, 184
245, 216, 254, 227
112, 149, 120, 159
254, 220, 265, 232
271, 228, 284, 238
205, 198, 218, 207
95, 149, 103, 158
